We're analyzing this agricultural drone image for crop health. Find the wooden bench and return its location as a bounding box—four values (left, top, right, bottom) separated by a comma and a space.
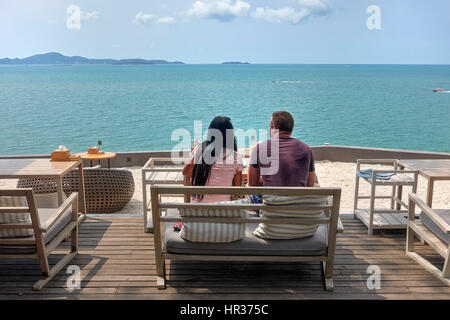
150, 186, 341, 291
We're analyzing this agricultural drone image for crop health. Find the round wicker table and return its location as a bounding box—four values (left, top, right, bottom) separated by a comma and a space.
77, 152, 116, 168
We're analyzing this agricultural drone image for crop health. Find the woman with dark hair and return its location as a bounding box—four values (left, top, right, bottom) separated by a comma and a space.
182, 116, 243, 203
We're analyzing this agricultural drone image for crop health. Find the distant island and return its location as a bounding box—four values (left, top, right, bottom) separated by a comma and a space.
221, 61, 250, 65
0, 52, 185, 65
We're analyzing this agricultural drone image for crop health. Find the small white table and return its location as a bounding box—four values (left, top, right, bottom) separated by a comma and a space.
353, 159, 418, 234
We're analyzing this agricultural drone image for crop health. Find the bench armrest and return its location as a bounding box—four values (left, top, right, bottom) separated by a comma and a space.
409, 193, 450, 234
371, 169, 419, 181
40, 193, 78, 232
371, 169, 417, 174
142, 158, 155, 170
143, 157, 190, 171
357, 159, 397, 166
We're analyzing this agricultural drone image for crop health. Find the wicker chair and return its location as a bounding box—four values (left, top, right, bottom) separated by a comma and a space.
17, 168, 135, 213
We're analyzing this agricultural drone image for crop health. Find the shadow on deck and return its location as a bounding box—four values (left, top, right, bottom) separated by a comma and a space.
0, 216, 449, 300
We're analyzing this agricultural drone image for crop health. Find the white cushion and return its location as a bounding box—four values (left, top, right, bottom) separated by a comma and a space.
86, 165, 101, 169
0, 196, 33, 238
34, 192, 59, 208
253, 195, 329, 240
179, 198, 249, 243
0, 192, 61, 238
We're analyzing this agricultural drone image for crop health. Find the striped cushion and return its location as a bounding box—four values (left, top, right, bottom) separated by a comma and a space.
253, 195, 329, 240
179, 199, 249, 243
0, 196, 33, 238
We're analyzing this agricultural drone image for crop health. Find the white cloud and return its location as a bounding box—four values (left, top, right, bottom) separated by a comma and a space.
82, 11, 99, 21
157, 17, 176, 24
252, 7, 310, 24
295, 0, 331, 15
133, 12, 175, 25
186, 0, 251, 22
252, 0, 331, 24
133, 12, 156, 25
133, 0, 330, 26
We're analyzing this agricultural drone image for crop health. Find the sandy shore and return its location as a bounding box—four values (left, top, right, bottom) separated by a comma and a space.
1, 161, 449, 214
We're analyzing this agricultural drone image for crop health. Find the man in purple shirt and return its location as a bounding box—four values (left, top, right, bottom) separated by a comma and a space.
248, 111, 318, 187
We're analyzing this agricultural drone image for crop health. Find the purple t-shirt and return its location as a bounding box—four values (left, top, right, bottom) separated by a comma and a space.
250, 135, 315, 187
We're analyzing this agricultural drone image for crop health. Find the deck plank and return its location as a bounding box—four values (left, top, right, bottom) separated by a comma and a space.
0, 216, 449, 299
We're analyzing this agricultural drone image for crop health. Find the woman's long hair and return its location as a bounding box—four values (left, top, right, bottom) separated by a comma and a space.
191, 116, 237, 199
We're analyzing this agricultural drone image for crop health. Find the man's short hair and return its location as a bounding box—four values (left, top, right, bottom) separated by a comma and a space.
271, 111, 294, 133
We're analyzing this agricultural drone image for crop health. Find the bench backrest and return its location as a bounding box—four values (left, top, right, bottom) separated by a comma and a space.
0, 189, 46, 247
150, 186, 341, 251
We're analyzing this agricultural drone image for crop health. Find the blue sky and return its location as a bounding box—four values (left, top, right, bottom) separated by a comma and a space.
1, 0, 449, 64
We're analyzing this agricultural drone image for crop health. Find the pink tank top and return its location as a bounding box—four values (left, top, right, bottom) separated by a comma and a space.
190, 147, 243, 203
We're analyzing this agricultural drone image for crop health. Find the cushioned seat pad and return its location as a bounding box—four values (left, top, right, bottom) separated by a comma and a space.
163, 209, 328, 256
0, 208, 73, 254
420, 209, 450, 245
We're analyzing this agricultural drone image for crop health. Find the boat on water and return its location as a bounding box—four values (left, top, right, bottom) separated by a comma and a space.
432, 88, 446, 92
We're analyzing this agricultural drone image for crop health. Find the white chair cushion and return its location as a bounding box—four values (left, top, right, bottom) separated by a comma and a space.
253, 195, 329, 240
0, 196, 33, 238
179, 198, 249, 243
0, 192, 60, 238
34, 192, 59, 209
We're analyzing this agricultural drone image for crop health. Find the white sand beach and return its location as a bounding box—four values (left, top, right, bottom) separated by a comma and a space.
1, 161, 448, 215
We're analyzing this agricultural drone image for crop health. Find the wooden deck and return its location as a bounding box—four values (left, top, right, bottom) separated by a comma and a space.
0, 215, 449, 300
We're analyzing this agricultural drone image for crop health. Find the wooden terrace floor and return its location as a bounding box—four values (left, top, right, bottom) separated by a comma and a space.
0, 216, 449, 300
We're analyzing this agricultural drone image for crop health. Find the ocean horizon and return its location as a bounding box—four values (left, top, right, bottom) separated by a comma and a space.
1, 64, 449, 155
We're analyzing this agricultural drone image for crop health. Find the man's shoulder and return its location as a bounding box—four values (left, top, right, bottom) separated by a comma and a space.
254, 137, 312, 150
284, 136, 312, 150
296, 139, 312, 150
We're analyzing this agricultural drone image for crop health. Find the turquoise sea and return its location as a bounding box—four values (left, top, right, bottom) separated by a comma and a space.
0, 64, 449, 155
